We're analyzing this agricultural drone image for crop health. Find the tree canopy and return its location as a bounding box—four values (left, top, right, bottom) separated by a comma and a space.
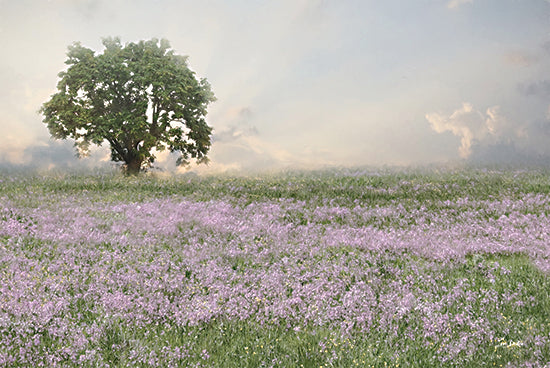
40, 37, 216, 174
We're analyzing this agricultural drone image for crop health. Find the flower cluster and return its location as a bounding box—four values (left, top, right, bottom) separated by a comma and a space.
0, 172, 549, 366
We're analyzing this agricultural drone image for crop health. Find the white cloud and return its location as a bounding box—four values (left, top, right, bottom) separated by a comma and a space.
447, 0, 473, 9
425, 103, 522, 158
426, 103, 487, 158
485, 106, 509, 137
425, 102, 550, 162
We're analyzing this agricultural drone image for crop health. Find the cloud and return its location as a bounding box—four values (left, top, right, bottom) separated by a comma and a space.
0, 139, 112, 170
468, 141, 550, 166
426, 103, 487, 158
505, 51, 538, 67
485, 106, 512, 139
184, 135, 297, 174
469, 118, 550, 165
520, 119, 550, 156
212, 107, 259, 143
518, 80, 550, 97
426, 103, 521, 158
447, 0, 473, 9
427, 102, 550, 163
0, 73, 51, 165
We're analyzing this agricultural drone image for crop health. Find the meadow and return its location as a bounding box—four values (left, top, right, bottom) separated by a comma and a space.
0, 167, 549, 367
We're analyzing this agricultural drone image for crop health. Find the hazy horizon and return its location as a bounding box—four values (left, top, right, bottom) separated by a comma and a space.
2, 0, 550, 173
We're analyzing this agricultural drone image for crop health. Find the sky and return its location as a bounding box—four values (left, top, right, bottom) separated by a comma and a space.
1, 0, 550, 173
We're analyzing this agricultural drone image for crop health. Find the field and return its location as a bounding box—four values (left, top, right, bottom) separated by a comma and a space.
1, 168, 549, 367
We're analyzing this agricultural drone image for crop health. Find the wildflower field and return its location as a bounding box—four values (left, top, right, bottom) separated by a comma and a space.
0, 168, 549, 367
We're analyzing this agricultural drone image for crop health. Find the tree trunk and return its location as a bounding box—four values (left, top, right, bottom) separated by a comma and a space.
125, 158, 142, 176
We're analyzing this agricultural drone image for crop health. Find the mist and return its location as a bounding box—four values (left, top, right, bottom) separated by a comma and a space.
2, 0, 550, 173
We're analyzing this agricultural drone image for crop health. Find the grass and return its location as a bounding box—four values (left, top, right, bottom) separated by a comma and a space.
10, 252, 546, 367
4, 166, 548, 204
0, 167, 549, 367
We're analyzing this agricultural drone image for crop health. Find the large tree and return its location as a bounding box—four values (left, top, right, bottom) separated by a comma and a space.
40, 37, 215, 174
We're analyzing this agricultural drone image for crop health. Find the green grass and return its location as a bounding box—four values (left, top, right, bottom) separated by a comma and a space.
7, 251, 546, 367
1, 167, 549, 367
4, 166, 550, 205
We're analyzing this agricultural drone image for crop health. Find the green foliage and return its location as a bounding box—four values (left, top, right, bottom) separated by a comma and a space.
40, 37, 215, 174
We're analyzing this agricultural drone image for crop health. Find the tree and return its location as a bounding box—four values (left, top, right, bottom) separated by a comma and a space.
40, 37, 216, 175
